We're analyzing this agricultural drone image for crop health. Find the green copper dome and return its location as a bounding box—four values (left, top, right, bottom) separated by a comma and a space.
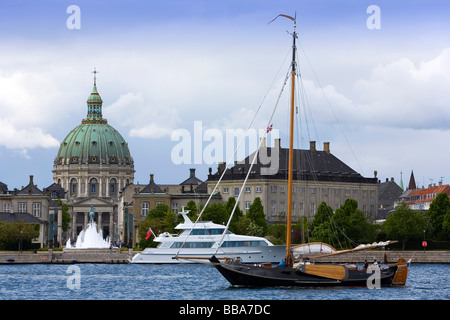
55, 83, 133, 166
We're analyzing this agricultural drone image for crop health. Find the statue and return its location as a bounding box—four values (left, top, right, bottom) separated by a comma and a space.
89, 205, 95, 223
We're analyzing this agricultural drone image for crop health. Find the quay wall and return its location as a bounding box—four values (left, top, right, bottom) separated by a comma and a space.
0, 249, 135, 264
302, 250, 450, 264
0, 250, 449, 264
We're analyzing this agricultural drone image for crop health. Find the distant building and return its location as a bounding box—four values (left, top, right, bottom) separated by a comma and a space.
206, 139, 378, 224
0, 176, 54, 247
119, 169, 221, 246
396, 181, 450, 211
377, 177, 404, 219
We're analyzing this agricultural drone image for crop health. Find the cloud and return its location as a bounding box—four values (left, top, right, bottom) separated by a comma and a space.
0, 70, 63, 151
0, 118, 59, 150
104, 92, 180, 139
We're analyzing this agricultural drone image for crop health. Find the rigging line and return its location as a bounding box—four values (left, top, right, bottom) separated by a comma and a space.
175, 49, 292, 258
215, 67, 292, 253
297, 41, 365, 176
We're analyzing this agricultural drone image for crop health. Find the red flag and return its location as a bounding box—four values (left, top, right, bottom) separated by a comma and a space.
266, 124, 273, 133
145, 228, 153, 240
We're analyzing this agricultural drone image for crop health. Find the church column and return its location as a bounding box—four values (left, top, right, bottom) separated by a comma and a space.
98, 212, 103, 233
72, 211, 77, 240
84, 212, 88, 229
109, 212, 114, 243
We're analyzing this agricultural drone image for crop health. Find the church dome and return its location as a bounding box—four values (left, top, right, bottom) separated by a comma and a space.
55, 78, 133, 166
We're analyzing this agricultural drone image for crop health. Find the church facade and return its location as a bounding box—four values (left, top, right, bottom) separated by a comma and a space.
52, 73, 135, 243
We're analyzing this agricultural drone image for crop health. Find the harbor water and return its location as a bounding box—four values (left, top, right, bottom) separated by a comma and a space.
0, 263, 448, 300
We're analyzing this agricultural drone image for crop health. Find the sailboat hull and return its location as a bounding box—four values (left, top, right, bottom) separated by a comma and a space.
210, 256, 403, 287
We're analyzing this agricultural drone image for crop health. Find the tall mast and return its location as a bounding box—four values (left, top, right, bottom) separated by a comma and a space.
286, 18, 297, 267
268, 13, 297, 267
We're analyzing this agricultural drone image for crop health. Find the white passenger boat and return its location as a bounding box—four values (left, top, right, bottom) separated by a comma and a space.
130, 209, 285, 264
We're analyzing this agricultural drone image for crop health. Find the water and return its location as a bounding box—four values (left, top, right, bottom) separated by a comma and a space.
0, 263, 448, 300
65, 221, 110, 249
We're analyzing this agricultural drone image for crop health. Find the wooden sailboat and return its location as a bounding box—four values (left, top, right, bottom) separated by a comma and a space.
209, 14, 409, 287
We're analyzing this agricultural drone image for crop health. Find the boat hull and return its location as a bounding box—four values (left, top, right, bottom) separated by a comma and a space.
130, 245, 286, 264
210, 256, 405, 287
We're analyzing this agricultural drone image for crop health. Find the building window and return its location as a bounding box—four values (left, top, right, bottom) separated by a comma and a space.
245, 202, 251, 213
234, 187, 239, 197
172, 203, 179, 213
141, 202, 149, 216
90, 178, 98, 194
335, 189, 340, 195
299, 202, 304, 215
271, 186, 277, 193
280, 186, 286, 193
310, 203, 316, 216
223, 187, 229, 194
33, 202, 41, 218
110, 178, 117, 195
3, 203, 10, 212
19, 203, 26, 213
310, 188, 316, 194
70, 178, 77, 195
256, 186, 262, 193
245, 186, 251, 193
271, 201, 277, 217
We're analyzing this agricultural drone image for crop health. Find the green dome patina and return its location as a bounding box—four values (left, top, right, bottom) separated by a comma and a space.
55, 82, 133, 166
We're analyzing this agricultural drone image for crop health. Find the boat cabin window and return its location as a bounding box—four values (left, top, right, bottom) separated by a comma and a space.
170, 242, 215, 248
189, 228, 231, 236
221, 241, 268, 247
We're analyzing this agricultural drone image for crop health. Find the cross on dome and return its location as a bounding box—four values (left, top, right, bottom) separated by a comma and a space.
92, 67, 99, 86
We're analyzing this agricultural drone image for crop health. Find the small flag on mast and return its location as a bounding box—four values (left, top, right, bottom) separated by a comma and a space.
145, 227, 153, 240
266, 124, 273, 133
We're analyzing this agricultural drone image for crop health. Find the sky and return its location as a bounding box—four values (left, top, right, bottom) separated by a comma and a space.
0, 0, 450, 191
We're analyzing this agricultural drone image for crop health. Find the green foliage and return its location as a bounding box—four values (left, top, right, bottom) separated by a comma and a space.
0, 221, 40, 250
382, 202, 427, 249
138, 203, 177, 249
309, 200, 377, 249
201, 202, 229, 225
427, 192, 450, 240
245, 197, 268, 235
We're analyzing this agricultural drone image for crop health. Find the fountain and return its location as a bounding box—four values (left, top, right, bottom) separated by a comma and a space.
65, 205, 110, 249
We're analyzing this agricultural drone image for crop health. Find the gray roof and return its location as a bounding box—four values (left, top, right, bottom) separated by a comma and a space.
208, 144, 376, 184
0, 212, 45, 224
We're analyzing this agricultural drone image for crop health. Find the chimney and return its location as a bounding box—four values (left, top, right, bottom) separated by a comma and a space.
323, 142, 330, 154
29, 175, 34, 185
274, 138, 281, 149
260, 137, 266, 148
150, 174, 154, 183
310, 141, 316, 152
218, 162, 226, 175
189, 168, 195, 178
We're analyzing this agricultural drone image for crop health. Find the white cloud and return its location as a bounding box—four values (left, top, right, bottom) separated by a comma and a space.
104, 92, 180, 139
0, 118, 59, 150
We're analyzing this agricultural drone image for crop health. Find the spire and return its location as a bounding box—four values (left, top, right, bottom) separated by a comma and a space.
408, 170, 416, 190
82, 68, 107, 124
399, 171, 404, 190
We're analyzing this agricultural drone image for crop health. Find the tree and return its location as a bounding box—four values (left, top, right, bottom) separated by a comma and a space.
245, 197, 268, 235
383, 202, 426, 249
137, 203, 177, 249
224, 197, 243, 233
427, 192, 450, 240
0, 221, 39, 250
201, 202, 229, 225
